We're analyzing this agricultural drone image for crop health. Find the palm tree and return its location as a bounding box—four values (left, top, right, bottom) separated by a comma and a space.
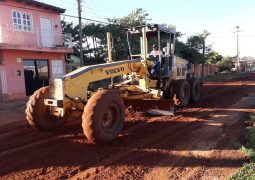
198, 30, 210, 77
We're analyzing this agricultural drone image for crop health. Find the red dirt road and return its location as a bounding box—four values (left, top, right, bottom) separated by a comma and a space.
0, 73, 255, 179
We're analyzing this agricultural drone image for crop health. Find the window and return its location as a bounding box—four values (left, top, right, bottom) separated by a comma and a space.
52, 60, 64, 78
23, 60, 49, 80
12, 11, 32, 31
23, 60, 49, 95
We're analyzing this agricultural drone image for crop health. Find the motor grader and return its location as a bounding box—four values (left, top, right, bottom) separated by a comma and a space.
25, 24, 201, 144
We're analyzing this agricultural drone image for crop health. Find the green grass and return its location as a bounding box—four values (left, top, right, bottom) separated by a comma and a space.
202, 72, 249, 82
229, 163, 255, 180
229, 113, 255, 180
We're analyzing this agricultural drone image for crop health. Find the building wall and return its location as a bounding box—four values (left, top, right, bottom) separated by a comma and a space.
0, 1, 71, 101
1, 49, 65, 100
0, 1, 62, 45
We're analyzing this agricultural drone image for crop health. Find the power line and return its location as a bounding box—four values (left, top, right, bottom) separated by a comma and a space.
0, 1, 110, 24
83, 0, 131, 13
62, 14, 109, 24
83, 5, 130, 18
86, 6, 105, 21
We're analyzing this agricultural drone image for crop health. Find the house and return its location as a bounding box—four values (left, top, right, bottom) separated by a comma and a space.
0, 0, 73, 101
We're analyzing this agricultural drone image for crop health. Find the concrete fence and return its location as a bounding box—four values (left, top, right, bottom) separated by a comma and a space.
193, 64, 219, 78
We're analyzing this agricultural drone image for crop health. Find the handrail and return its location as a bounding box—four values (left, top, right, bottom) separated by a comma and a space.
0, 25, 72, 48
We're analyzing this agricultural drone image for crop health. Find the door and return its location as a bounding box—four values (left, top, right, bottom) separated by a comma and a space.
0, 18, 2, 43
0, 67, 7, 94
23, 60, 49, 95
40, 17, 54, 47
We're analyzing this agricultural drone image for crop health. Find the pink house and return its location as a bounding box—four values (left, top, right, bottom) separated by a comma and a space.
0, 0, 72, 101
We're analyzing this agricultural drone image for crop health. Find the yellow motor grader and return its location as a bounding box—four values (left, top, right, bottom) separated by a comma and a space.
25, 24, 201, 144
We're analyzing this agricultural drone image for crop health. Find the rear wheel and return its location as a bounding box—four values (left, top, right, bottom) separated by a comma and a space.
82, 90, 125, 144
189, 79, 201, 102
25, 87, 69, 130
163, 80, 174, 99
174, 80, 190, 107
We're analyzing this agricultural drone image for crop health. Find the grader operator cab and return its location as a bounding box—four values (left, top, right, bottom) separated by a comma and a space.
127, 24, 176, 80
25, 24, 201, 144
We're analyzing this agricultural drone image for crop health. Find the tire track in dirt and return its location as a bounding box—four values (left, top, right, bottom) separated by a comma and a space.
74, 85, 255, 179
72, 110, 218, 179
0, 107, 205, 159
0, 109, 200, 179
142, 94, 255, 180
0, 115, 201, 179
0, 119, 83, 153
79, 112, 225, 179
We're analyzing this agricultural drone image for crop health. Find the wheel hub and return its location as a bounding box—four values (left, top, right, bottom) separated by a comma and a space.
103, 107, 116, 129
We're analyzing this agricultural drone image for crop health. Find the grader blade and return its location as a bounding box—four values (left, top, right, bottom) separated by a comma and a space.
125, 99, 175, 116
147, 100, 175, 116
147, 109, 174, 116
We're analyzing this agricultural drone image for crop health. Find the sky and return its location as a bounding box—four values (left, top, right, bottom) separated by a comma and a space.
39, 0, 255, 57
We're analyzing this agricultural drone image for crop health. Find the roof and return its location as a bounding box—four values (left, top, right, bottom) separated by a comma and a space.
127, 24, 176, 35
15, 0, 66, 13
151, 24, 176, 34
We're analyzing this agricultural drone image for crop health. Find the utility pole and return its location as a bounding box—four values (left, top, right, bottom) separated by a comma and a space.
235, 26, 240, 71
77, 0, 83, 66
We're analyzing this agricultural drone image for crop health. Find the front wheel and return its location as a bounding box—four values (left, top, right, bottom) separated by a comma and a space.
82, 90, 125, 144
25, 87, 69, 130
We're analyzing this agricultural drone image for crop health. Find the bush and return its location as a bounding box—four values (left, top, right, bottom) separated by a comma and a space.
247, 129, 255, 147
229, 113, 255, 179
229, 163, 255, 180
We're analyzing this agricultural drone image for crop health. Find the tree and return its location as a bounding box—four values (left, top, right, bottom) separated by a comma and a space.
175, 40, 203, 64
206, 51, 223, 64
62, 10, 221, 68
199, 30, 210, 77
107, 8, 149, 27
61, 20, 80, 58
186, 30, 211, 77
175, 32, 204, 64
218, 56, 235, 72
63, 8, 152, 65
62, 20, 108, 65
106, 8, 150, 60
187, 30, 211, 61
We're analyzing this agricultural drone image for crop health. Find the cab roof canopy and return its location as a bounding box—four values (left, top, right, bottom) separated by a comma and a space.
127, 24, 176, 35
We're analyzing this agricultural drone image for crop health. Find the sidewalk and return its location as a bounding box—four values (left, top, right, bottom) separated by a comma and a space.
0, 98, 28, 126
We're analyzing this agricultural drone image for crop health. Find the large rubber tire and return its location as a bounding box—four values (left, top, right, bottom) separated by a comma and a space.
174, 80, 190, 107
25, 87, 68, 130
82, 90, 125, 144
189, 79, 201, 103
163, 79, 174, 99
